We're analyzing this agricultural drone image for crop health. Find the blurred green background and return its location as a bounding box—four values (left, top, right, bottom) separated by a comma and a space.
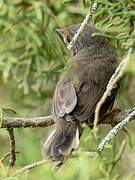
0, 0, 135, 179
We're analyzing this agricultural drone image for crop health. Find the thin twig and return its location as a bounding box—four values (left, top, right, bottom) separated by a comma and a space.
0, 151, 19, 168
7, 128, 16, 167
14, 159, 46, 176
94, 47, 132, 130
0, 151, 19, 162
98, 108, 135, 152
67, 2, 98, 51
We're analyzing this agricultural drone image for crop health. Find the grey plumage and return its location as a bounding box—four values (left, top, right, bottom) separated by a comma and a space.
42, 24, 119, 162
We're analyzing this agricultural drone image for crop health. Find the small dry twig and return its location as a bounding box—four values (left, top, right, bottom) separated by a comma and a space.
67, 2, 98, 51
7, 128, 16, 167
0, 151, 19, 162
0, 151, 19, 168
14, 159, 46, 176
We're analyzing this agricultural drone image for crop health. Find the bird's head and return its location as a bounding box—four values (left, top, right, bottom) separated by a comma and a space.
55, 24, 101, 55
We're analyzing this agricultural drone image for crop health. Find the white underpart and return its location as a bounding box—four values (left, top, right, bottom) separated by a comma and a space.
72, 128, 80, 149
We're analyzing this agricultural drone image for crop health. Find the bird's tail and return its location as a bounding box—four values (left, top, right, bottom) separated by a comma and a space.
42, 117, 80, 162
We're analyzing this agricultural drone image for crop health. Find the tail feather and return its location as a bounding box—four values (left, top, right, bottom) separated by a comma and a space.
59, 128, 79, 156
43, 129, 56, 158
42, 117, 80, 162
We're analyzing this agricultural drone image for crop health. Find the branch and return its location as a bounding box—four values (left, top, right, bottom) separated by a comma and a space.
67, 2, 98, 51
1, 116, 54, 128
0, 108, 135, 128
94, 47, 133, 129
98, 108, 135, 152
7, 128, 16, 167
14, 159, 46, 176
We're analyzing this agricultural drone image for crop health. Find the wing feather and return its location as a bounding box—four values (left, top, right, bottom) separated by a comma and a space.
53, 75, 77, 117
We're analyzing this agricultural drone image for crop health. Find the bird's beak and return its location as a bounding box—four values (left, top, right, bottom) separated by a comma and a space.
55, 28, 64, 38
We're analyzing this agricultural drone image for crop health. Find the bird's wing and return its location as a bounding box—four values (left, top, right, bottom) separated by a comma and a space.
73, 79, 106, 122
53, 75, 77, 117
72, 50, 117, 122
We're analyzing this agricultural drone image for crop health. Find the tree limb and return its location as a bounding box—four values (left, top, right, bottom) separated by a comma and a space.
1, 116, 54, 128
0, 108, 135, 129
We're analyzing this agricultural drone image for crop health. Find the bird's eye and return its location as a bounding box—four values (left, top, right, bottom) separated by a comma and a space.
64, 36, 70, 44
67, 37, 70, 43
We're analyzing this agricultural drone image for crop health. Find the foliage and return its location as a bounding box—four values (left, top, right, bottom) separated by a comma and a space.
0, 0, 135, 94
0, 0, 67, 94
0, 0, 135, 179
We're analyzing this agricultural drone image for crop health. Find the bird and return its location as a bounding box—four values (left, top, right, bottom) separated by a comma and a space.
42, 23, 119, 163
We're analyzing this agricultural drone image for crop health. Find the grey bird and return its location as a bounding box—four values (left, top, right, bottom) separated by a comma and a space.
42, 24, 119, 163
